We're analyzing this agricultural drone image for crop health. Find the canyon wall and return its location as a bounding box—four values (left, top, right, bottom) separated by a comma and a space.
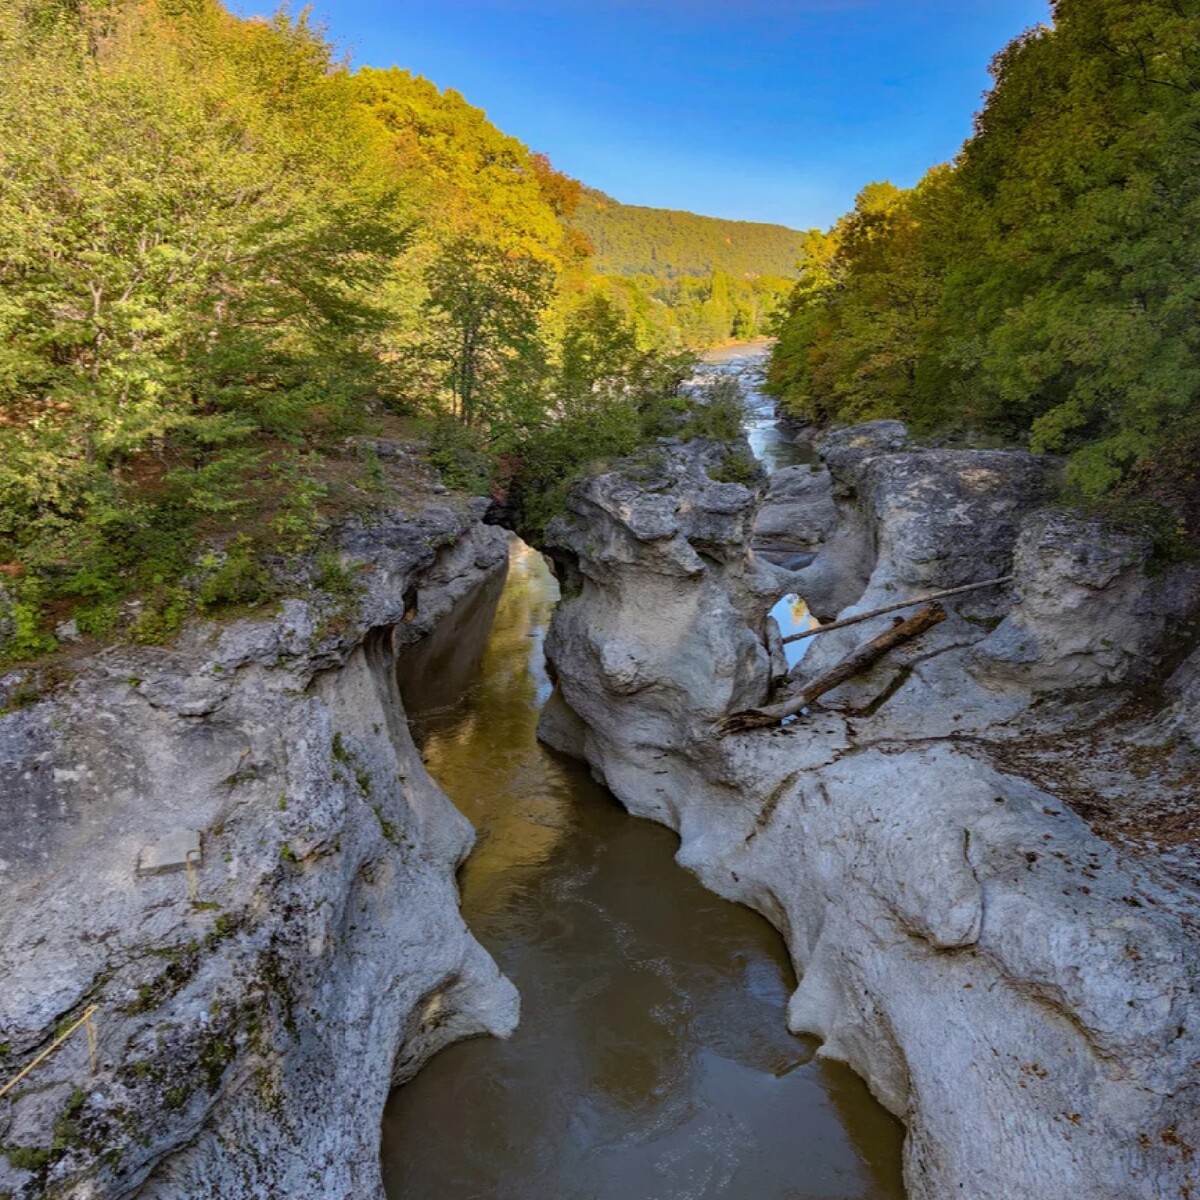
539, 429, 1200, 1200
0, 502, 517, 1200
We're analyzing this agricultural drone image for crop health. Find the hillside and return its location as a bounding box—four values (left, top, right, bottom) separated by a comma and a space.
574, 187, 806, 281
0, 6, 692, 665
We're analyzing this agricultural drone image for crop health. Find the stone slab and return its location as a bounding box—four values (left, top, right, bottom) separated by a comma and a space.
136, 830, 202, 877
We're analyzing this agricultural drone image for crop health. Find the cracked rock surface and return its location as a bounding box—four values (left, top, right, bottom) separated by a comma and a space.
0, 504, 517, 1200
539, 431, 1200, 1200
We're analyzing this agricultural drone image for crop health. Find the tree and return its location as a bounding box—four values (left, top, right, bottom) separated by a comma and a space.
423, 238, 554, 427
0, 0, 413, 653
558, 293, 640, 407
767, 0, 1200, 514
944, 0, 1200, 492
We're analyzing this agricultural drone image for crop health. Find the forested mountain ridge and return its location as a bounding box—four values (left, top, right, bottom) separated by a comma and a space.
574, 187, 806, 281
572, 188, 803, 348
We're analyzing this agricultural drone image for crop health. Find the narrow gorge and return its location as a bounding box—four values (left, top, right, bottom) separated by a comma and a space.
0, 492, 523, 1199
379, 533, 904, 1198
536, 362, 1200, 1198
4, 350, 1200, 1199
5, 3, 1200, 1197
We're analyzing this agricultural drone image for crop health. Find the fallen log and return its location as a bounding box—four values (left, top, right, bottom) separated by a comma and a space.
719, 603, 947, 734
781, 575, 1013, 645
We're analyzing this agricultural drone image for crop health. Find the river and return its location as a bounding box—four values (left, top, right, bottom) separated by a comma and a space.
698, 342, 820, 667
380, 346, 904, 1199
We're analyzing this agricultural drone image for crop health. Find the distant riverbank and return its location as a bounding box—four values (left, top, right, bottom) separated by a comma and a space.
699, 338, 775, 363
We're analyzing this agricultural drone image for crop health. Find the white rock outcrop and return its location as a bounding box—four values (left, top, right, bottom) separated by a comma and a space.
0, 504, 518, 1199
539, 434, 1200, 1200
970, 508, 1200, 691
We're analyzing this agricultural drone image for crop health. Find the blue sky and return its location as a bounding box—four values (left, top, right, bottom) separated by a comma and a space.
238, 0, 1050, 229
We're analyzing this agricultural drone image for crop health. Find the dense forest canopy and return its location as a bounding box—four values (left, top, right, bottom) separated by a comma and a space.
575, 188, 806, 280
573, 187, 804, 347
0, 0, 738, 665
7, 0, 1192, 665
766, 0, 1200, 538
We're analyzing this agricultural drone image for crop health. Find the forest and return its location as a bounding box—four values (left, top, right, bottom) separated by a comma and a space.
0, 0, 755, 664
576, 188, 808, 281
9, 0, 1194, 668
574, 188, 803, 344
766, 0, 1200, 543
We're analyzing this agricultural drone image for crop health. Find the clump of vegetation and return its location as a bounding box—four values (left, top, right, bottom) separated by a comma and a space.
196, 539, 276, 614
709, 448, 762, 487
682, 375, 747, 444
2, 1086, 90, 1180
501, 295, 698, 540
424, 417, 496, 495
331, 732, 351, 765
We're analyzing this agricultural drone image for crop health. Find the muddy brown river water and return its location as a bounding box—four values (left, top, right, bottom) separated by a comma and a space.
382, 527, 905, 1199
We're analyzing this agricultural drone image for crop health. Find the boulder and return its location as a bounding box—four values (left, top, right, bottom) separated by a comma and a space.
971, 509, 1200, 692
793, 442, 1051, 710
751, 463, 837, 557
782, 422, 911, 618
1164, 643, 1200, 748
787, 420, 1048, 624
818, 419, 911, 489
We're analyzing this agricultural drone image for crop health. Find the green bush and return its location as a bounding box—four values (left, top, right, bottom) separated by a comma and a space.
196, 540, 276, 612
425, 417, 496, 495
683, 375, 747, 444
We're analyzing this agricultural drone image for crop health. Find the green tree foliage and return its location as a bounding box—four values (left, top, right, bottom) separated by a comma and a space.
572, 188, 805, 346
423, 238, 555, 427
505, 295, 694, 539
588, 269, 795, 350
346, 66, 589, 402
0, 0, 714, 663
766, 174, 954, 426
351, 67, 578, 263
575, 188, 807, 280
0, 1, 405, 483
558, 293, 641, 404
0, 0, 415, 651
767, 0, 1200, 517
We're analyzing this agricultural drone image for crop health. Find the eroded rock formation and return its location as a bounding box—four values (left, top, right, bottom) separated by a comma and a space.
538, 429, 1200, 1200
0, 503, 518, 1199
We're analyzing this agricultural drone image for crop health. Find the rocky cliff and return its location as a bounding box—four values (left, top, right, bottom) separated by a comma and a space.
0, 501, 518, 1199
538, 427, 1200, 1200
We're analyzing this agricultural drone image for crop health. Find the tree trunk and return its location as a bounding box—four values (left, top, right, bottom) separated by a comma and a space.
781, 576, 1012, 645
719, 603, 947, 735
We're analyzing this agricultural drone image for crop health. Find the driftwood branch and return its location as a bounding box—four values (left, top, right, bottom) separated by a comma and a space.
782, 575, 1013, 645
720, 603, 947, 735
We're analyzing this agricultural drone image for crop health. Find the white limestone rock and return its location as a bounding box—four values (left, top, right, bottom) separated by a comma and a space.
752, 462, 837, 559
971, 508, 1200, 692
0, 510, 517, 1200
539, 433, 1200, 1200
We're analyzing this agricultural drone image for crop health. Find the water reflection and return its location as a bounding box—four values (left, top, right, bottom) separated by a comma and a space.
382, 542, 905, 1200
771, 592, 820, 669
